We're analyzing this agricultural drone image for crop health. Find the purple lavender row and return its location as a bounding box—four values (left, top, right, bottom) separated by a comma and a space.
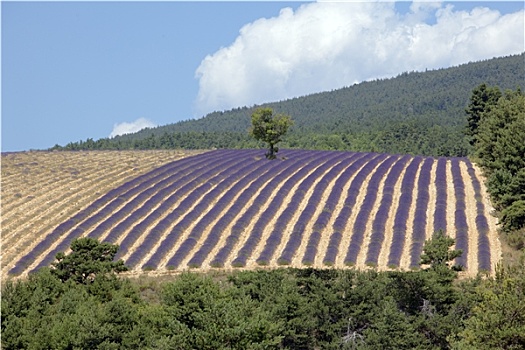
109, 150, 246, 260
409, 157, 434, 268
433, 157, 448, 233
464, 159, 491, 271
164, 154, 271, 269
29, 151, 241, 274
344, 154, 400, 266
123, 150, 250, 267
322, 153, 386, 265
255, 151, 347, 265
365, 155, 411, 265
188, 151, 304, 267
11, 152, 222, 275
210, 151, 315, 267
101, 152, 239, 245
137, 153, 254, 270
387, 156, 422, 267
231, 150, 332, 267
278, 152, 364, 265
301, 153, 370, 265
450, 158, 468, 268
117, 150, 263, 262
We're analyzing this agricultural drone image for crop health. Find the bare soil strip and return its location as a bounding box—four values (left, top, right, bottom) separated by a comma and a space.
399, 160, 423, 270
472, 164, 501, 273
426, 160, 438, 241
197, 166, 274, 271
335, 156, 390, 267
315, 155, 372, 267
377, 159, 410, 270
356, 158, 398, 268
224, 164, 317, 269
176, 166, 269, 270
445, 160, 458, 258
21, 164, 186, 278
460, 161, 480, 277
273, 159, 345, 267
301, 157, 364, 268
3, 157, 141, 272
247, 161, 329, 268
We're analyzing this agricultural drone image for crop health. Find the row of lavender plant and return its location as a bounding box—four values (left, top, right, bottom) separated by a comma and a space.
344, 154, 400, 266
387, 157, 422, 267
464, 158, 491, 271
230, 151, 333, 267
433, 158, 448, 233
127, 151, 256, 270
180, 153, 295, 268
11, 150, 224, 275
116, 150, 259, 265
279, 152, 366, 265
209, 150, 315, 267
322, 153, 387, 265
255, 151, 348, 266
302, 154, 370, 266
451, 158, 468, 268
364, 155, 411, 266
409, 157, 434, 268
163, 153, 274, 269
30, 150, 239, 273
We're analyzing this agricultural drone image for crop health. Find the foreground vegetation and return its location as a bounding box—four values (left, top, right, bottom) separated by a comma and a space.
2, 235, 524, 349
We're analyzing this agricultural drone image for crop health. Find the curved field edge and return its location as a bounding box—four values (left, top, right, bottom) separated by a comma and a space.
3, 149, 501, 280
1, 150, 206, 280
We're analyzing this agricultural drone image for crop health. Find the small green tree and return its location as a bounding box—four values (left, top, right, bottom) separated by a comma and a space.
249, 107, 293, 159
420, 230, 463, 272
51, 237, 128, 284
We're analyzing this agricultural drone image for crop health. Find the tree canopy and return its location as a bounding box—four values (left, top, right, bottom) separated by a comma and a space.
249, 107, 294, 159
2, 235, 525, 349
51, 237, 128, 284
467, 85, 525, 239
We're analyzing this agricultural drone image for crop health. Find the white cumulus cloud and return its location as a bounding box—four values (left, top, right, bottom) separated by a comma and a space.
109, 118, 157, 138
194, 1, 524, 116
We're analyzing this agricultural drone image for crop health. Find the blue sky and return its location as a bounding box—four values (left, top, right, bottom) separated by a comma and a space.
2, 1, 524, 151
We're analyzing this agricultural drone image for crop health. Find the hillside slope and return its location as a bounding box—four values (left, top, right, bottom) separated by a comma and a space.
58, 53, 524, 157
3, 149, 501, 280
1, 150, 204, 280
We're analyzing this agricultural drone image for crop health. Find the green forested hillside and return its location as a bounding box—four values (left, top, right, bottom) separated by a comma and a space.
55, 53, 524, 157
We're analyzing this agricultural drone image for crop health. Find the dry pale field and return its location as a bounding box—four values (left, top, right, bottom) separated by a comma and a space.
2, 149, 501, 281
1, 150, 204, 281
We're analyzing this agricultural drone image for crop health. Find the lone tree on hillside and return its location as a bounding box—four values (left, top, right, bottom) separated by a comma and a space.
250, 107, 294, 159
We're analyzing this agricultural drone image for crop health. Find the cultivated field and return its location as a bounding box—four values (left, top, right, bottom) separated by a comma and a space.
1, 150, 204, 280
2, 149, 501, 280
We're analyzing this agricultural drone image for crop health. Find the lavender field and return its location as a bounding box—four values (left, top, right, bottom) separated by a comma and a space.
5, 149, 500, 278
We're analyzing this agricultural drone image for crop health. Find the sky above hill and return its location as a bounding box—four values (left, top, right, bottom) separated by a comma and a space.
2, 1, 524, 151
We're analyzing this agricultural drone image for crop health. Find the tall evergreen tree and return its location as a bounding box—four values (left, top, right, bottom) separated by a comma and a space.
465, 83, 502, 146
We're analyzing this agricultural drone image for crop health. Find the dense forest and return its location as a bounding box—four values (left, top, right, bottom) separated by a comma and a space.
53, 53, 524, 157
2, 234, 524, 350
